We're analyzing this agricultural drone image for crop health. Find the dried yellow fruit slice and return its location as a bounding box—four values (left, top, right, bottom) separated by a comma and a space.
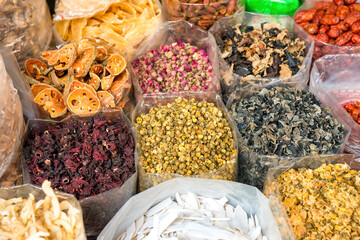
77, 38, 94, 55
105, 53, 126, 76
34, 88, 67, 118
89, 73, 101, 91
109, 69, 130, 104
97, 91, 116, 109
64, 80, 96, 98
70, 46, 96, 77
40, 50, 58, 62
31, 83, 53, 97
25, 58, 47, 79
48, 43, 77, 70
66, 88, 100, 117
96, 46, 107, 62
101, 73, 115, 91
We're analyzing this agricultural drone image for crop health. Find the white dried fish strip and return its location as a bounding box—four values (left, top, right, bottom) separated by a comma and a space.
0, 180, 82, 240
119, 192, 267, 240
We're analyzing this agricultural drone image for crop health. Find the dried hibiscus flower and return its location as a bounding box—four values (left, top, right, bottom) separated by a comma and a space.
23, 114, 136, 200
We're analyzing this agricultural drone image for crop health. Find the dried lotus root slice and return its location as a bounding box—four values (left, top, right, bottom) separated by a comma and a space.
109, 69, 130, 104
97, 91, 116, 109
66, 88, 100, 117
105, 53, 126, 76
31, 83, 54, 97
70, 46, 96, 78
96, 46, 107, 62
48, 43, 77, 70
40, 50, 58, 62
34, 88, 67, 118
25, 58, 47, 79
64, 79, 96, 98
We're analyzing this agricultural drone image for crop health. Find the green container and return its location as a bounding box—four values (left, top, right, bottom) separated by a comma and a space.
246, 0, 303, 16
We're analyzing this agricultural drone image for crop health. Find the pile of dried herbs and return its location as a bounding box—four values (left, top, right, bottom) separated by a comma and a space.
23, 115, 135, 200
228, 86, 347, 188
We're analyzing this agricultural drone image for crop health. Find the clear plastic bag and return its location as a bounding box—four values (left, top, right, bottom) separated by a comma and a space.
263, 154, 360, 240
132, 92, 238, 191
0, 54, 25, 182
226, 81, 351, 190
21, 110, 138, 236
0, 183, 86, 240
0, 0, 52, 66
129, 20, 221, 102
209, 12, 314, 102
310, 54, 360, 154
97, 177, 282, 240
294, 0, 360, 61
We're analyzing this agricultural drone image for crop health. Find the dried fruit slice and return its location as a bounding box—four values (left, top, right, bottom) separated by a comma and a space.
67, 88, 100, 117
89, 73, 101, 91
49, 70, 71, 87
96, 46, 107, 62
70, 46, 96, 77
105, 54, 126, 76
25, 59, 47, 79
101, 73, 115, 91
31, 83, 53, 97
64, 80, 96, 98
48, 43, 77, 70
110, 69, 130, 103
90, 64, 104, 76
77, 39, 94, 55
97, 91, 116, 109
34, 88, 67, 118
40, 50, 58, 62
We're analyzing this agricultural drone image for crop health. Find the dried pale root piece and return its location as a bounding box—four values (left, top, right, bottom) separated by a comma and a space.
0, 180, 83, 240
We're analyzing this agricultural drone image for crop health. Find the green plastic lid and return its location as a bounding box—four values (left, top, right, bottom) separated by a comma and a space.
246, 0, 302, 16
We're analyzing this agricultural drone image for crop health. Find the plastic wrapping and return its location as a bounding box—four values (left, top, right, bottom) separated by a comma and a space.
209, 12, 314, 102
162, 0, 245, 30
263, 154, 360, 240
132, 92, 238, 191
21, 110, 138, 236
0, 183, 86, 240
310, 54, 360, 154
0, 0, 52, 66
227, 81, 351, 190
0, 55, 24, 182
130, 20, 221, 102
246, 0, 302, 16
295, 0, 360, 61
98, 177, 282, 240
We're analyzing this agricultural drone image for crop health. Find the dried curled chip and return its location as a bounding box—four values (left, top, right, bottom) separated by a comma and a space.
25, 58, 48, 79
66, 88, 100, 117
110, 69, 130, 103
101, 73, 115, 91
96, 46, 107, 62
89, 73, 101, 91
97, 91, 116, 109
49, 70, 71, 87
70, 46, 96, 77
48, 43, 77, 70
40, 50, 58, 62
31, 83, 53, 97
34, 88, 67, 118
106, 53, 126, 76
64, 79, 96, 98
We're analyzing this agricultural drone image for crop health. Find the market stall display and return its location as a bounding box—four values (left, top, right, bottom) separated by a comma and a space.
210, 12, 314, 102
133, 93, 238, 191
228, 83, 350, 189
22, 111, 137, 235
0, 180, 86, 240
264, 154, 360, 240
22, 39, 131, 119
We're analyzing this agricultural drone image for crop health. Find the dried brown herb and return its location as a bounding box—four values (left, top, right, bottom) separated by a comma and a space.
23, 114, 135, 200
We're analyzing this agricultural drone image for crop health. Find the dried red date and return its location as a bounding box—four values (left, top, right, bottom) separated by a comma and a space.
326, 4, 338, 15
295, 9, 316, 23
336, 6, 350, 20
303, 23, 319, 34
328, 27, 342, 38
334, 0, 344, 6
353, 3, 360, 12
314, 1, 333, 10
315, 33, 330, 43
319, 25, 330, 34
344, 11, 360, 25
312, 14, 322, 25
351, 20, 360, 32
345, 0, 357, 4
321, 14, 340, 25
335, 31, 354, 45
352, 33, 360, 42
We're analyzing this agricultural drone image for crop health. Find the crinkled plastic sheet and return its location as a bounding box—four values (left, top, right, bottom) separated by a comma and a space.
21, 110, 138, 236
310, 54, 360, 154
132, 92, 238, 191
226, 81, 351, 190
0, 183, 86, 240
129, 20, 221, 102
0, 54, 24, 181
209, 12, 314, 103
98, 178, 282, 240
0, 0, 52, 66
263, 154, 360, 240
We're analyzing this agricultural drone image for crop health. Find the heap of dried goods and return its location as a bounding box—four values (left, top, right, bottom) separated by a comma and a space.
23, 114, 135, 200
217, 23, 305, 80
163, 0, 239, 30
344, 100, 360, 124
276, 164, 360, 239
295, 0, 360, 46
132, 41, 214, 94
229, 86, 347, 188
23, 39, 130, 118
0, 180, 83, 240
136, 97, 235, 178
119, 192, 267, 239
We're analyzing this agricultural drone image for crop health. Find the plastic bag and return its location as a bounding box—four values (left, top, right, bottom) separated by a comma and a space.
129, 20, 221, 101
21, 110, 138, 236
0, 0, 52, 66
0, 183, 86, 240
246, 0, 302, 16
132, 92, 238, 191
98, 177, 282, 240
209, 12, 314, 103
226, 81, 351, 190
294, 0, 360, 61
0, 55, 24, 182
310, 54, 360, 154
162, 0, 245, 30
263, 154, 360, 240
